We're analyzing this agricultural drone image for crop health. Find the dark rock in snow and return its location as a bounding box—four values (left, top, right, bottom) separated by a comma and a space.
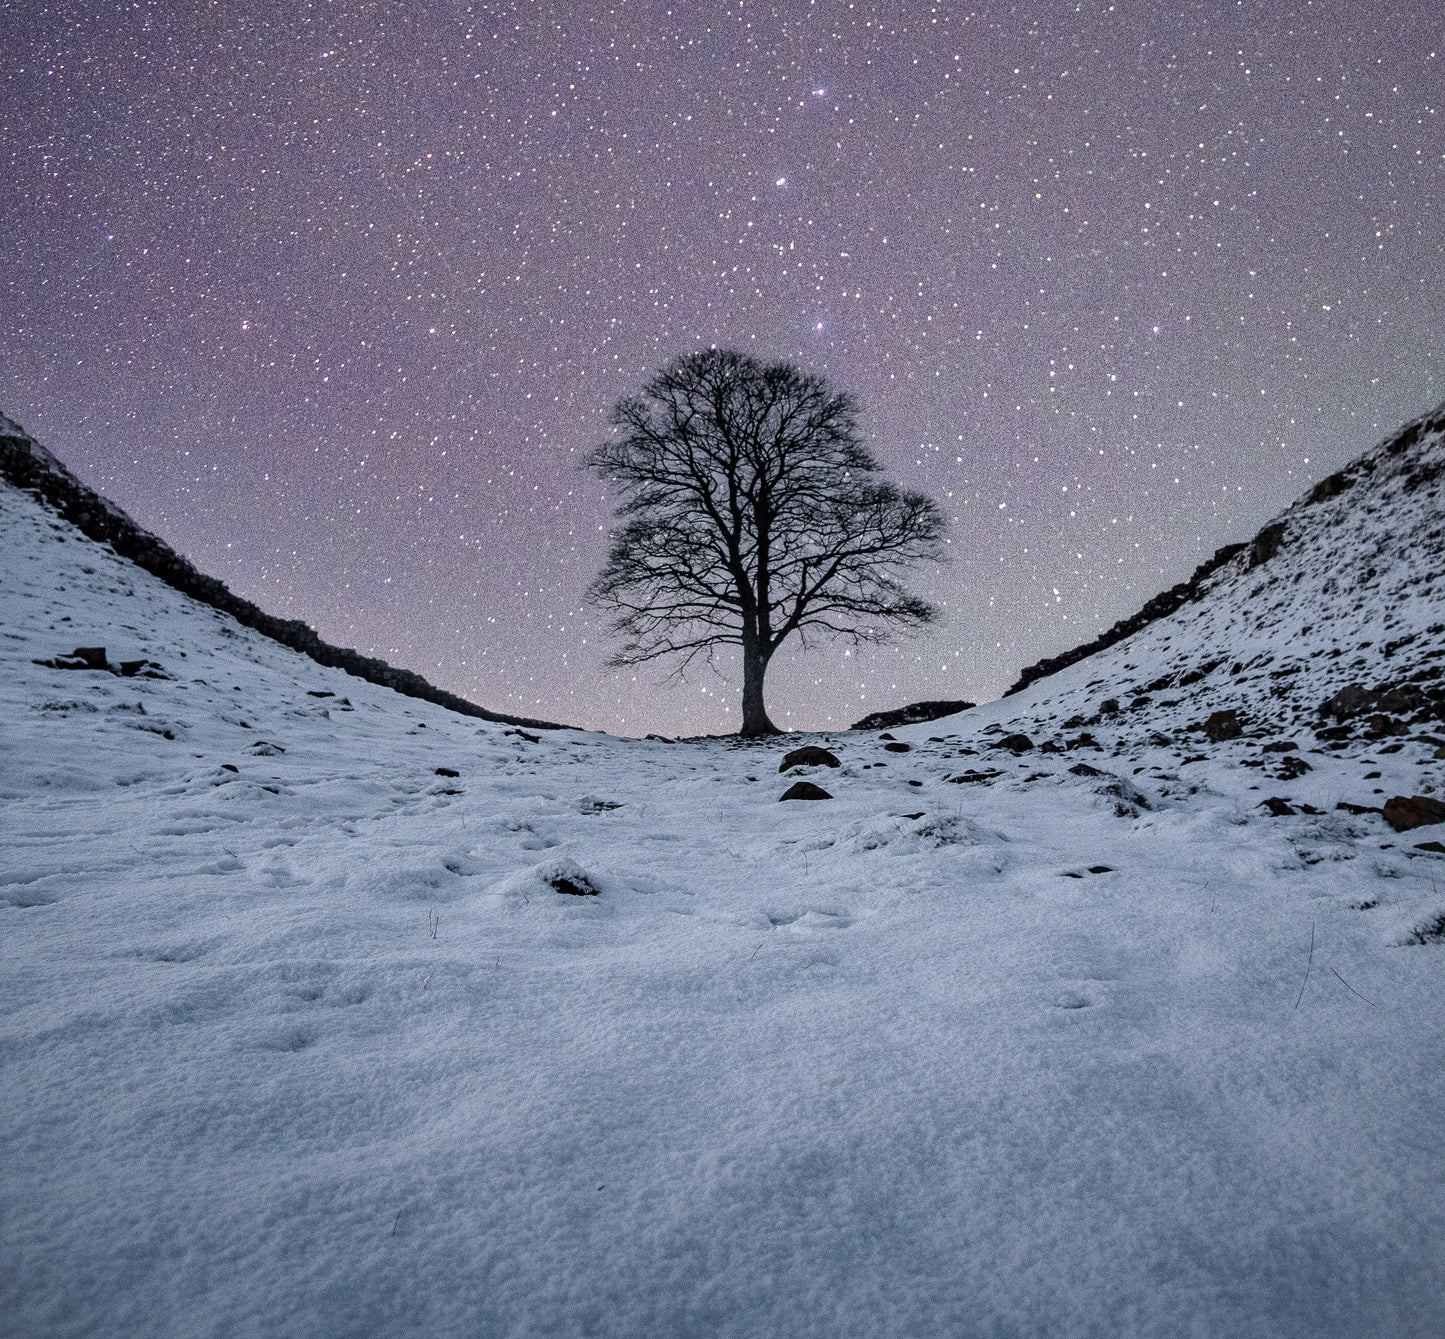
1415, 841, 1445, 854
551, 874, 599, 896
435, 767, 460, 777
779, 746, 840, 771
1261, 740, 1299, 753
883, 741, 912, 753
1259, 797, 1297, 816
1069, 762, 1105, 778
1382, 795, 1445, 832
1249, 521, 1287, 568
992, 733, 1034, 753
1319, 684, 1373, 720
852, 700, 973, 731
946, 769, 1004, 784
1204, 710, 1243, 742
780, 781, 832, 801
1099, 699, 1120, 715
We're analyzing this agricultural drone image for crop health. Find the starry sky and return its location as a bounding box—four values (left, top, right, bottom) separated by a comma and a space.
3, 1, 1442, 735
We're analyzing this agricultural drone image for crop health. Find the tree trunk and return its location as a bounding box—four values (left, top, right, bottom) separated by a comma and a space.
739, 640, 780, 736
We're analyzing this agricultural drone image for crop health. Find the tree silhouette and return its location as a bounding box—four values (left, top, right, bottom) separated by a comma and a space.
586, 350, 946, 736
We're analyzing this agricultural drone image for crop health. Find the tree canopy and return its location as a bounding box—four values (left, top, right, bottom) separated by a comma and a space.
586, 349, 946, 735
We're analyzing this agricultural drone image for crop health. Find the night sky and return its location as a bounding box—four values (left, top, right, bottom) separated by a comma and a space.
4, 1, 1441, 735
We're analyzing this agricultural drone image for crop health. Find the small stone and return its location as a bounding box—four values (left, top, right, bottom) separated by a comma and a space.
1259, 796, 1296, 816
1088, 865, 1113, 874
1099, 699, 1119, 715
435, 767, 460, 777
1261, 740, 1299, 753
883, 741, 911, 753
551, 874, 598, 896
780, 781, 832, 801
1069, 762, 1105, 778
1414, 840, 1445, 854
779, 745, 840, 771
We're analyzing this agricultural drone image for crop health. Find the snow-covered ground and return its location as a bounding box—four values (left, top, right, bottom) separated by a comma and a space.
3, 410, 1445, 1337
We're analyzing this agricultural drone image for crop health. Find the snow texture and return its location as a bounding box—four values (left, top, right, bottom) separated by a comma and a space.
3, 406, 1445, 1338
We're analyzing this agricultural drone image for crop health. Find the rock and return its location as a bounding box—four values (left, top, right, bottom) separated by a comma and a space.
1416, 841, 1445, 854
1249, 520, 1287, 568
435, 767, 460, 777
1275, 754, 1312, 780
883, 741, 911, 753
945, 769, 1004, 784
1261, 740, 1299, 753
1040, 740, 1065, 754
1099, 698, 1119, 715
551, 873, 599, 896
1382, 795, 1445, 832
1319, 684, 1373, 720
307, 690, 335, 698
1204, 709, 1243, 742
1066, 732, 1102, 751
851, 700, 973, 731
1364, 714, 1404, 737
250, 741, 285, 756
1259, 797, 1297, 816
780, 781, 832, 801
1088, 865, 1113, 874
1376, 684, 1427, 715
992, 733, 1034, 753
1068, 762, 1105, 777
1314, 724, 1352, 741
1336, 801, 1383, 816
779, 745, 841, 771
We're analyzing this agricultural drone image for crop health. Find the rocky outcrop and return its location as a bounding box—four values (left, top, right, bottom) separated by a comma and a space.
0, 414, 566, 730
851, 699, 973, 731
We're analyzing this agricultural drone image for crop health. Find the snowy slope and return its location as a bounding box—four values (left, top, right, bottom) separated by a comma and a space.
3, 416, 1445, 1338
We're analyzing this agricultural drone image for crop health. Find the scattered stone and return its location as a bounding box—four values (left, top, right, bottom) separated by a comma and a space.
250, 741, 285, 756
946, 769, 1004, 784
435, 767, 460, 777
878, 733, 896, 740
1415, 841, 1445, 854
779, 745, 840, 771
900, 811, 925, 820
1376, 684, 1427, 715
220, 764, 239, 773
307, 690, 335, 698
1068, 762, 1105, 778
992, 733, 1034, 753
508, 728, 543, 743
1259, 797, 1297, 816
1088, 865, 1114, 874
1040, 740, 1064, 754
1314, 724, 1352, 742
1099, 698, 1120, 715
1261, 740, 1299, 753
780, 781, 832, 801
1382, 795, 1445, 832
883, 741, 912, 753
1066, 733, 1102, 751
1275, 755, 1312, 780
1204, 709, 1243, 742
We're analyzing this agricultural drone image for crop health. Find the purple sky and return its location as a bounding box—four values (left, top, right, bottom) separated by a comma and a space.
4, 0, 1441, 734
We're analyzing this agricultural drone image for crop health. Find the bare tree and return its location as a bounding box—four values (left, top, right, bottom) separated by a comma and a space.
586, 350, 946, 736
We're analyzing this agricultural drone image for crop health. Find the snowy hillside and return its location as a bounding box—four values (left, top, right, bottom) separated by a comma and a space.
3, 408, 1445, 1338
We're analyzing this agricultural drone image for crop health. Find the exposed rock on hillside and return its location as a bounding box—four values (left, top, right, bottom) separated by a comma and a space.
0, 414, 565, 730
1006, 398, 1445, 706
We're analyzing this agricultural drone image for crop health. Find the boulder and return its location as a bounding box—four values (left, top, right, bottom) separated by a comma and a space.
1319, 684, 1373, 720
883, 741, 911, 753
992, 733, 1034, 753
1382, 795, 1445, 832
780, 781, 832, 801
1204, 709, 1243, 742
1249, 520, 1287, 568
779, 745, 840, 772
